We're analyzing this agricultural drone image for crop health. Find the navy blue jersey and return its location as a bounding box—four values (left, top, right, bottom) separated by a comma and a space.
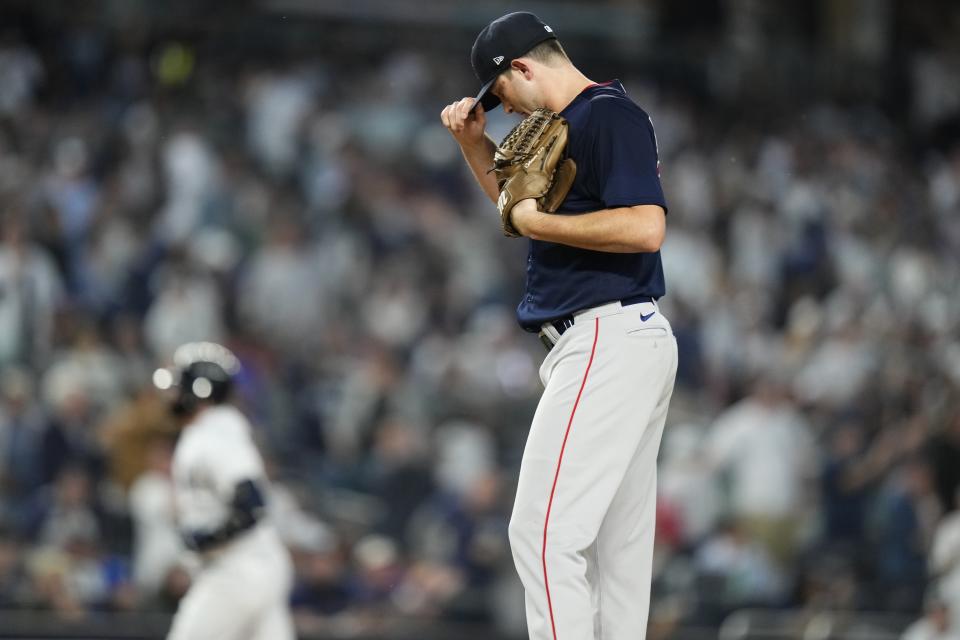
516, 80, 667, 332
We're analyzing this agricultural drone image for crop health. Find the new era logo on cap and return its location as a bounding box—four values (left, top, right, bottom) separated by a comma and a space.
493, 55, 505, 65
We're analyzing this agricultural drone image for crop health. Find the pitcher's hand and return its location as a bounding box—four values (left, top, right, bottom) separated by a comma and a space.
440, 97, 487, 148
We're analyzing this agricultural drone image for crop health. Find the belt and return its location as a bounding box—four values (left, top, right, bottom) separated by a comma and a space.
538, 294, 655, 351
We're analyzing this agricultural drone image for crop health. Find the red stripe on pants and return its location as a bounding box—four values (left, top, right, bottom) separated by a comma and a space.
541, 317, 600, 640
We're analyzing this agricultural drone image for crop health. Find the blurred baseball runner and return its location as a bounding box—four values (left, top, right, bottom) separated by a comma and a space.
441, 12, 678, 640
154, 342, 294, 640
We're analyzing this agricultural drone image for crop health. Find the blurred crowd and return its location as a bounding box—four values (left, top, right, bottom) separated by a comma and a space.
1, 12, 960, 640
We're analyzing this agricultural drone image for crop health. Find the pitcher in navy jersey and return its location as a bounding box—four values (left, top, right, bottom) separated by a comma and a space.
441, 12, 678, 640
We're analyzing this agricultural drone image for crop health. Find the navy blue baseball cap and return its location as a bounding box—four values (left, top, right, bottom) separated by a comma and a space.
471, 12, 558, 111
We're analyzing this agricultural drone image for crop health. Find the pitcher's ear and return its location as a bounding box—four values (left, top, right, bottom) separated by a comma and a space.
511, 59, 533, 78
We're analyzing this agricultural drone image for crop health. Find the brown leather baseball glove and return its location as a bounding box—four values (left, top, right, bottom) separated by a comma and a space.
492, 108, 577, 237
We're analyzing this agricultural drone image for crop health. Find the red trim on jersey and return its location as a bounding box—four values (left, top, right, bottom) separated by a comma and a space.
584, 81, 615, 89
541, 317, 601, 640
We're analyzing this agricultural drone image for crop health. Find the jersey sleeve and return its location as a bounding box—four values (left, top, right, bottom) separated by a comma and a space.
587, 98, 667, 211
211, 420, 267, 498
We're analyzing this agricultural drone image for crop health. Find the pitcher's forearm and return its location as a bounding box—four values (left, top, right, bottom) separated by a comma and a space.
514, 202, 666, 253
460, 136, 500, 204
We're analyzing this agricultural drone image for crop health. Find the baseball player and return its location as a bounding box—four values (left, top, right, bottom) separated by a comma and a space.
440, 12, 678, 640
153, 342, 295, 640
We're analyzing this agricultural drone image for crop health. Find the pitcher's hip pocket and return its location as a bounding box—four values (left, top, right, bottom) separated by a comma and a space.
625, 325, 671, 339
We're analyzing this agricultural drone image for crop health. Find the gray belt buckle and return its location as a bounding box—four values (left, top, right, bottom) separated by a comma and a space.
538, 324, 562, 351
538, 330, 555, 351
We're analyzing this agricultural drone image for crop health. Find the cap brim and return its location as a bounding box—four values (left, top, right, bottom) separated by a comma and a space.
473, 76, 501, 112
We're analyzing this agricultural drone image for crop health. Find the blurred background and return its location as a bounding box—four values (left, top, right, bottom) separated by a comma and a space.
0, 0, 959, 638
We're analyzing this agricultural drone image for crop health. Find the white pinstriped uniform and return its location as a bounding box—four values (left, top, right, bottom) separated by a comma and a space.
167, 406, 294, 640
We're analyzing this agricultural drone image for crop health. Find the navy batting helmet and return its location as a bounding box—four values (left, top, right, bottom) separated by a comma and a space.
153, 342, 241, 416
